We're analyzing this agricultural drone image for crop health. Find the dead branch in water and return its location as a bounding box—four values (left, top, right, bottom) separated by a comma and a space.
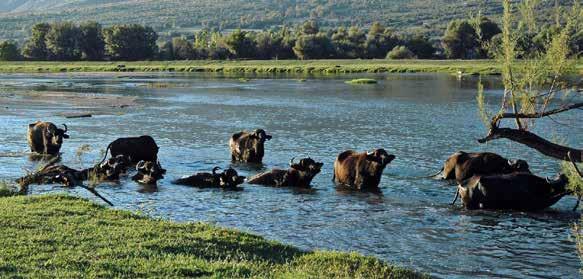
17, 158, 115, 206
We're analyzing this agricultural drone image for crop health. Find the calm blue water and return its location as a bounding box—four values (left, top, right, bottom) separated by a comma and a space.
0, 72, 581, 278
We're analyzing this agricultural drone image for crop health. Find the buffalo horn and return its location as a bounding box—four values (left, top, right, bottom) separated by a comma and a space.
289, 157, 296, 166
61, 124, 68, 133
212, 167, 221, 175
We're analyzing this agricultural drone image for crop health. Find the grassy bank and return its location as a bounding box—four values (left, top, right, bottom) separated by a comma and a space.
0, 195, 427, 278
0, 60, 508, 75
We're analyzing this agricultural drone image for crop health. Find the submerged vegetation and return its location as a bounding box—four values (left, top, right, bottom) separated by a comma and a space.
0, 195, 426, 278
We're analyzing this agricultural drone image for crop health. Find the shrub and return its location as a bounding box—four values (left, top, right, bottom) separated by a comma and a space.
386, 46, 416, 59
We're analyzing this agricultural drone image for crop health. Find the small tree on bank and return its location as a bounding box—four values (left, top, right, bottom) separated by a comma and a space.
0, 41, 21, 61
476, 0, 582, 193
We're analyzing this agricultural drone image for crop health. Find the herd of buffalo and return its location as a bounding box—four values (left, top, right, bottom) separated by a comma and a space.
18, 121, 575, 211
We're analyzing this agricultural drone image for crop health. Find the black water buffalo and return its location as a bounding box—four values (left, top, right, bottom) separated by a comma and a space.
456, 173, 570, 211
27, 122, 70, 155
102, 135, 159, 164
84, 155, 132, 181
248, 157, 323, 188
229, 129, 272, 163
173, 167, 246, 190
132, 160, 166, 185
435, 151, 530, 183
333, 149, 396, 190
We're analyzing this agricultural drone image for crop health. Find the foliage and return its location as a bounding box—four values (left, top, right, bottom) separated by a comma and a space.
0, 181, 17, 197
387, 46, 416, 60
103, 24, 158, 61
293, 34, 334, 60
442, 20, 480, 59
0, 0, 569, 42
0, 195, 427, 278
45, 22, 82, 61
562, 161, 583, 198
78, 21, 105, 60
0, 40, 20, 61
21, 23, 50, 60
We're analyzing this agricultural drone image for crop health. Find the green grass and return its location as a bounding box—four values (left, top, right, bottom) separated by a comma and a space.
0, 60, 581, 75
0, 59, 509, 75
345, 78, 378, 84
0, 195, 427, 278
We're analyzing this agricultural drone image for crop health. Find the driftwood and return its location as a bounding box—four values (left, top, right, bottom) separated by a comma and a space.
16, 156, 131, 206
568, 151, 583, 210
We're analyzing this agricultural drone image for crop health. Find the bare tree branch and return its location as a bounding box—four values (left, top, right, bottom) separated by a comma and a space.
496, 102, 583, 121
478, 127, 582, 162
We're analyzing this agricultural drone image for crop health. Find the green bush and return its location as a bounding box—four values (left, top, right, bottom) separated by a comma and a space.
387, 46, 416, 60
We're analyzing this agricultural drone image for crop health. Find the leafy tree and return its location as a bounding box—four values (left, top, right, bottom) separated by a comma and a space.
293, 33, 333, 60
298, 21, 319, 35
405, 35, 435, 59
172, 37, 195, 60
386, 46, 415, 59
0, 40, 20, 61
158, 40, 174, 60
103, 24, 158, 61
45, 22, 82, 61
364, 22, 401, 58
223, 29, 256, 59
22, 23, 50, 60
476, 0, 582, 189
442, 19, 479, 59
79, 21, 105, 60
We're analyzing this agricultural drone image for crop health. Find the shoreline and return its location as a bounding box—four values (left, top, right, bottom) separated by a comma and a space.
0, 59, 518, 75
0, 194, 428, 278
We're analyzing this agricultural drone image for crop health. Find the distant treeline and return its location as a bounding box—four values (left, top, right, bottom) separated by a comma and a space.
0, 18, 581, 61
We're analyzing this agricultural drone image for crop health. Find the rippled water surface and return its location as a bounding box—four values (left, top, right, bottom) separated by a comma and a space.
0, 72, 581, 278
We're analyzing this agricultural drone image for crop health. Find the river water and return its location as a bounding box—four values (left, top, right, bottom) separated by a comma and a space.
0, 72, 581, 278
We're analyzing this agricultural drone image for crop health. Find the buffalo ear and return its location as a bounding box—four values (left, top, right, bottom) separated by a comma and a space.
63, 134, 70, 139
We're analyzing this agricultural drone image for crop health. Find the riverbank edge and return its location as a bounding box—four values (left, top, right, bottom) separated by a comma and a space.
2, 59, 579, 75
0, 194, 429, 278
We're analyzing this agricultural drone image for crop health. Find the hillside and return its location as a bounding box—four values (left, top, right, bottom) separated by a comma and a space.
0, 0, 563, 41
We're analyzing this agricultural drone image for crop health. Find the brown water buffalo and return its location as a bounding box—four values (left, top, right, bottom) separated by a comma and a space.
102, 135, 159, 164
333, 149, 396, 191
229, 129, 272, 163
27, 122, 70, 155
248, 157, 323, 188
436, 151, 530, 183
173, 167, 246, 190
456, 173, 570, 211
132, 160, 166, 185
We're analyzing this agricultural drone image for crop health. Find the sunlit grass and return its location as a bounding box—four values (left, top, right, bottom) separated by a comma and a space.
0, 195, 427, 278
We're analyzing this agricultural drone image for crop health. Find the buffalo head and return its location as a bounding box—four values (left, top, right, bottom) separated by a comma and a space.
46, 124, 69, 146
508, 159, 530, 173
290, 157, 324, 175
219, 168, 246, 188
252, 129, 272, 142
366, 149, 396, 167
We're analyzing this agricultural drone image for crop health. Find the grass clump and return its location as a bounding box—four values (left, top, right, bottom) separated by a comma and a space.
0, 195, 427, 278
345, 78, 378, 85
0, 181, 17, 197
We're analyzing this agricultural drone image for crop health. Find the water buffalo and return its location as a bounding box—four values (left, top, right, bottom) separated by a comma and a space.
248, 157, 323, 188
102, 135, 159, 164
27, 122, 70, 155
173, 167, 246, 190
435, 151, 530, 183
84, 155, 131, 181
333, 149, 396, 191
456, 173, 570, 211
132, 160, 166, 185
229, 129, 272, 163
